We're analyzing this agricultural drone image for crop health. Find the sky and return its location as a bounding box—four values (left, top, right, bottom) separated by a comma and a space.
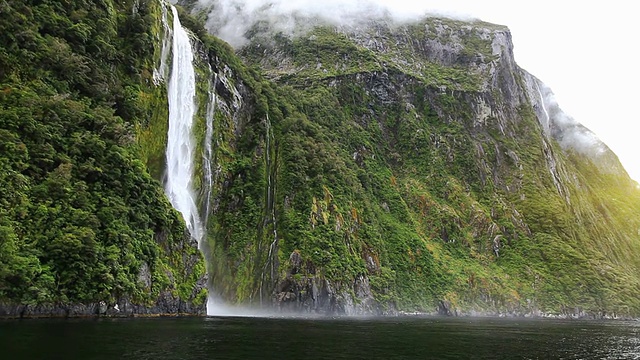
200, 0, 639, 182
373, 0, 640, 182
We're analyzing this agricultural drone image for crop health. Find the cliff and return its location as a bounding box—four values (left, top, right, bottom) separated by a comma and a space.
199, 12, 640, 316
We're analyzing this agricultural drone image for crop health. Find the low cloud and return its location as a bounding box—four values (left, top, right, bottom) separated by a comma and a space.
191, 0, 476, 47
540, 83, 605, 157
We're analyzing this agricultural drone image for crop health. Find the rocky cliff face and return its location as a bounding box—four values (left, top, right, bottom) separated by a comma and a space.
197, 12, 640, 317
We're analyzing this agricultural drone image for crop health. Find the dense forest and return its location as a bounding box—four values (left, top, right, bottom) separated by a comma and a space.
0, 0, 206, 314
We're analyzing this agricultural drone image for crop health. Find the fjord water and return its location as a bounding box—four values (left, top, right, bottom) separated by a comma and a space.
2, 316, 639, 359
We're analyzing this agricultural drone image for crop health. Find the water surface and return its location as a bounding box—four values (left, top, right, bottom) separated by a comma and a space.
1, 315, 639, 359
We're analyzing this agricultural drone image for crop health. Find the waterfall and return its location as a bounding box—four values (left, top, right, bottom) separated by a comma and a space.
158, 3, 254, 316
164, 5, 204, 248
202, 73, 217, 229
535, 82, 551, 135
528, 77, 569, 203
260, 113, 278, 305
153, 2, 172, 85
162, 4, 237, 316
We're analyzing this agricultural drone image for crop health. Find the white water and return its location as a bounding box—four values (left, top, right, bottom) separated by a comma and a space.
202, 73, 217, 228
160, 3, 270, 317
535, 82, 551, 135
260, 114, 278, 304
153, 2, 173, 85
165, 5, 204, 246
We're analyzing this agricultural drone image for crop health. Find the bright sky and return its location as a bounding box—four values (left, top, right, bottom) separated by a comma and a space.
376, 0, 639, 182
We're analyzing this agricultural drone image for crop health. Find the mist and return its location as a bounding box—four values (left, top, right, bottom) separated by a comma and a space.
191, 0, 475, 48
540, 84, 606, 157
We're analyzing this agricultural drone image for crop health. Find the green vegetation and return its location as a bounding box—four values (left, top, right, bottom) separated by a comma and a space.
222, 15, 640, 315
0, 0, 205, 309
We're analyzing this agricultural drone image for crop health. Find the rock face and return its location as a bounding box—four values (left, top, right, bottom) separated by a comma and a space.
194, 12, 640, 317
273, 251, 383, 315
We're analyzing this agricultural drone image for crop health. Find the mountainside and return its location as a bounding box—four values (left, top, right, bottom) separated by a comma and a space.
193, 6, 640, 316
1, 0, 639, 318
0, 0, 207, 317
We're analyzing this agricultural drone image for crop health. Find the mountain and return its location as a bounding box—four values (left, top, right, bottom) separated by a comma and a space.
1, 0, 639, 318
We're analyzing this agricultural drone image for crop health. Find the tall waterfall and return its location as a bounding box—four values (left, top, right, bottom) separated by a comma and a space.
164, 6, 204, 251
159, 3, 256, 317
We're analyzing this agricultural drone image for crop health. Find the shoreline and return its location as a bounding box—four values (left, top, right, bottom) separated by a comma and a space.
2, 308, 637, 321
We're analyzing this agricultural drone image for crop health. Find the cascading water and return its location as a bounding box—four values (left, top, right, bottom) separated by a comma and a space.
164, 5, 204, 246
535, 82, 551, 135
260, 114, 278, 304
158, 2, 266, 317
161, 4, 238, 317
526, 76, 568, 203
202, 73, 217, 228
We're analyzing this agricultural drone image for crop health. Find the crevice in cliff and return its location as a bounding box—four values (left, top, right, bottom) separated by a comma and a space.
258, 113, 280, 305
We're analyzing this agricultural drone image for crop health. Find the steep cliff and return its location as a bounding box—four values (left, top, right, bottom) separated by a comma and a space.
195, 13, 640, 316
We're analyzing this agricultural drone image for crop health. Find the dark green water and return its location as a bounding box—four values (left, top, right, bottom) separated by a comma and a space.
1, 315, 639, 359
